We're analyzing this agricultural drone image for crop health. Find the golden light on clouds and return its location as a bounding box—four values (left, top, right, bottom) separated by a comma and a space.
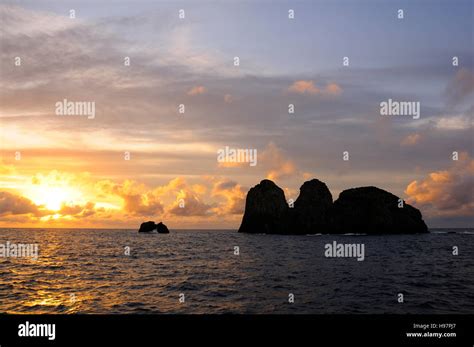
288, 80, 320, 95
30, 187, 81, 211
288, 80, 342, 96
25, 172, 86, 211
0, 1, 472, 232
0, 163, 249, 228
0, 140, 324, 228
401, 133, 421, 146
187, 85, 207, 96
405, 153, 474, 218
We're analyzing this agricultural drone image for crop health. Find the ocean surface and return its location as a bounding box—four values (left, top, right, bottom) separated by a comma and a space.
0, 228, 473, 314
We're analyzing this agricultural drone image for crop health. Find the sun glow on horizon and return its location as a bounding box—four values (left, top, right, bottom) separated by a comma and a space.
25, 185, 84, 211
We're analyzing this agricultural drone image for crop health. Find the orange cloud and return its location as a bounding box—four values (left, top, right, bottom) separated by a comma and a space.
405, 152, 474, 217
211, 179, 246, 215
0, 164, 253, 228
217, 161, 248, 168
224, 94, 233, 103
267, 162, 296, 181
59, 201, 96, 218
288, 80, 342, 96
0, 159, 15, 175
98, 176, 215, 217
325, 82, 342, 95
167, 189, 213, 216
288, 80, 320, 95
97, 179, 164, 216
260, 142, 297, 181
401, 133, 421, 146
187, 85, 207, 96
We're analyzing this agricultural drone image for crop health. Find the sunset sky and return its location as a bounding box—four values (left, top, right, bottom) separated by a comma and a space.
0, 0, 473, 229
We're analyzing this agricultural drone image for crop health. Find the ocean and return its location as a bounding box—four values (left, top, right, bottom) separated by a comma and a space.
0, 228, 473, 314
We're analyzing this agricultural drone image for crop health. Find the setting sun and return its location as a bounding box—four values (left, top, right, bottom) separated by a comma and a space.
42, 187, 71, 211
25, 185, 84, 212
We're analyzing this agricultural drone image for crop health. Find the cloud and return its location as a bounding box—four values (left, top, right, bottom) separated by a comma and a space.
97, 176, 213, 217
187, 86, 207, 96
260, 142, 297, 181
434, 115, 471, 130
0, 4, 79, 37
152, 177, 187, 196
324, 82, 343, 95
59, 201, 96, 218
0, 191, 42, 216
214, 180, 238, 191
167, 189, 213, 216
0, 159, 15, 175
288, 80, 342, 96
217, 161, 249, 168
405, 152, 474, 217
288, 80, 320, 95
0, 3, 470, 230
211, 179, 246, 215
224, 94, 233, 103
97, 179, 164, 216
401, 133, 421, 146
445, 68, 474, 105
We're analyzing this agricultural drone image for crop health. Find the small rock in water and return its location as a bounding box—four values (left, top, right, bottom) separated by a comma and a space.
138, 221, 169, 233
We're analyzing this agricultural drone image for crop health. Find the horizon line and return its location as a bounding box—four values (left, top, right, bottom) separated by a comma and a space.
0, 227, 472, 231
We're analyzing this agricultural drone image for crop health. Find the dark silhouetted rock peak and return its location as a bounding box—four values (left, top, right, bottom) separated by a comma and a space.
292, 179, 333, 234
238, 178, 428, 235
156, 222, 170, 234
238, 179, 289, 234
295, 179, 332, 206
332, 186, 428, 234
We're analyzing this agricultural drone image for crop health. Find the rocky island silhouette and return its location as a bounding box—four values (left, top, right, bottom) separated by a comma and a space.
138, 221, 170, 233
238, 179, 428, 234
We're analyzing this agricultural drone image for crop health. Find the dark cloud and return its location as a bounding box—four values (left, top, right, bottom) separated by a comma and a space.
0, 191, 41, 216
445, 68, 474, 106
168, 190, 213, 216
59, 201, 96, 218
214, 180, 238, 191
